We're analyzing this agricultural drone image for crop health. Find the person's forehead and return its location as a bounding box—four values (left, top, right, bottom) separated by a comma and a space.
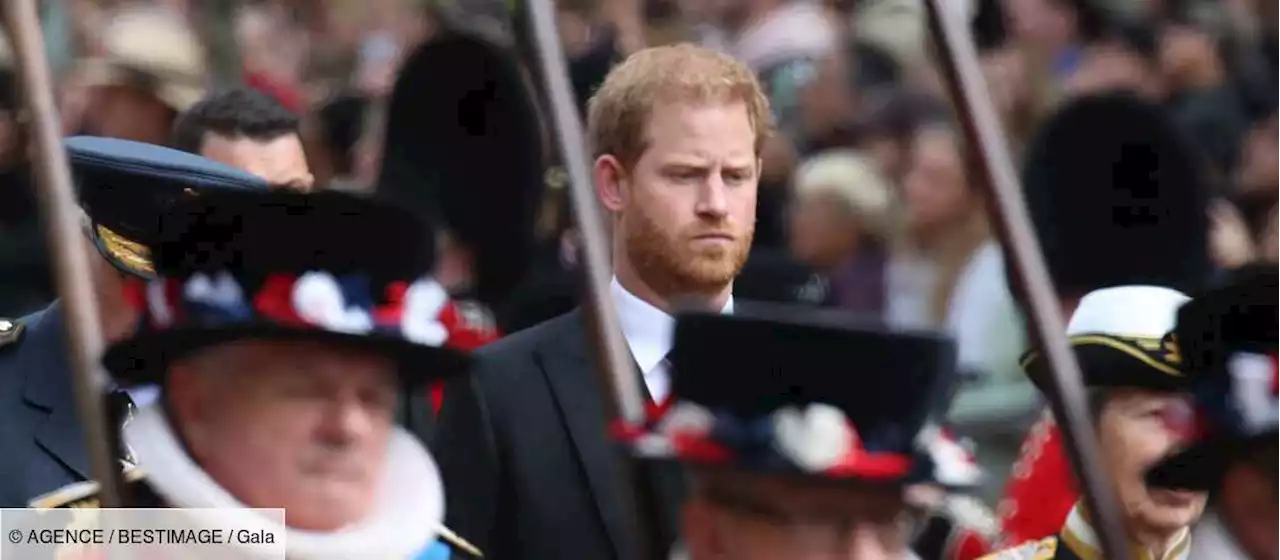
641, 99, 755, 150
706, 469, 903, 512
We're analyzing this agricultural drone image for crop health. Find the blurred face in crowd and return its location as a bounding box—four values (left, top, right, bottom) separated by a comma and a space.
86, 85, 175, 145
169, 340, 398, 531
901, 127, 976, 240
1006, 0, 1078, 56
200, 132, 315, 191
1096, 389, 1206, 541
1218, 442, 1279, 560
684, 470, 916, 560
789, 191, 863, 270
800, 52, 857, 142
598, 98, 759, 300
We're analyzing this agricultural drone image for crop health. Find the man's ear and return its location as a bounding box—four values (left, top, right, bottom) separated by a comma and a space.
594, 154, 628, 213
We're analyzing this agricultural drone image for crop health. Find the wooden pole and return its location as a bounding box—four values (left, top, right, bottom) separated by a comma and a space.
921, 1, 1131, 557
2, 0, 122, 508
520, 1, 664, 558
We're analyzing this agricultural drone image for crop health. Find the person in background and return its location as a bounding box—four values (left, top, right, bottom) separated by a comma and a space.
171, 87, 314, 191
888, 121, 1021, 383
615, 309, 957, 560
787, 150, 895, 317
1146, 264, 1277, 560
29, 188, 479, 560
984, 286, 1207, 559
64, 6, 206, 145
435, 44, 766, 560
997, 93, 1211, 545
0, 137, 271, 507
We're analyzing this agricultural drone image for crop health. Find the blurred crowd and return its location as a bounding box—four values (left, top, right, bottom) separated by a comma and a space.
0, 0, 1275, 508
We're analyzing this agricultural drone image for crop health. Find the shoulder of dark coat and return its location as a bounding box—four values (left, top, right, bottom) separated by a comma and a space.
474, 307, 582, 363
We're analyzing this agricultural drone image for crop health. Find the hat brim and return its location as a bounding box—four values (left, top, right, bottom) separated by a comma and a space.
1024, 338, 1187, 393
103, 325, 471, 387
627, 437, 916, 485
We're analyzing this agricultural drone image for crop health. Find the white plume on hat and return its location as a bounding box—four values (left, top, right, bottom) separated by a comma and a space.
1066, 286, 1191, 338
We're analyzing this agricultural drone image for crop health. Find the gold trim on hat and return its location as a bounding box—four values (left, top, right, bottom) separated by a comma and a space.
95, 224, 154, 275
1019, 334, 1184, 377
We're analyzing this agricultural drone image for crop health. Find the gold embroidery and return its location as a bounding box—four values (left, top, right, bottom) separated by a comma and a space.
95, 224, 154, 275
1020, 335, 1183, 377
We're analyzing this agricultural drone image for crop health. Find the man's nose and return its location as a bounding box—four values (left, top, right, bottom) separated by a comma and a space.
695, 175, 730, 218
320, 392, 377, 443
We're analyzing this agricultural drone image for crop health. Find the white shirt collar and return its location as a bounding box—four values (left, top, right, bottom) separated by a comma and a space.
610, 277, 733, 376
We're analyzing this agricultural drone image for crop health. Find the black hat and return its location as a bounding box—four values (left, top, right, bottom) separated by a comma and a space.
1147, 265, 1278, 491
68, 136, 270, 279
615, 309, 955, 485
103, 189, 469, 387
377, 31, 545, 307
1021, 285, 1191, 393
1019, 94, 1210, 299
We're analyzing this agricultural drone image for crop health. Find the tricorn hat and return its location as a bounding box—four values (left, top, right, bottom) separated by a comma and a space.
103, 189, 470, 386
69, 136, 271, 280
615, 309, 956, 485
1021, 285, 1191, 393
1146, 265, 1278, 491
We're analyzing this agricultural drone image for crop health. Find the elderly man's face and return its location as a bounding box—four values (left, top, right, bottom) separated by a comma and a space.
168, 340, 398, 531
1097, 388, 1207, 537
683, 470, 916, 560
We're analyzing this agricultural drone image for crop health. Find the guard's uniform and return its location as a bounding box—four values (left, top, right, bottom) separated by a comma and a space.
32, 187, 483, 559
611, 308, 982, 560
430, 298, 501, 412
908, 424, 999, 560
0, 137, 270, 506
984, 285, 1200, 560
980, 504, 1192, 560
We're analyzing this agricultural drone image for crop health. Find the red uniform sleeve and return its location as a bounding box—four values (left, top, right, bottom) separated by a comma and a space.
429, 300, 502, 413
996, 410, 1078, 545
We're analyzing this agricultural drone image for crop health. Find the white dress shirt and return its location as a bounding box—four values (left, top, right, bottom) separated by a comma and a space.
611, 278, 733, 403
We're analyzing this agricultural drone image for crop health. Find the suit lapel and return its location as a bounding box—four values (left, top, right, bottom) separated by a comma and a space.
537, 309, 635, 559
20, 303, 91, 482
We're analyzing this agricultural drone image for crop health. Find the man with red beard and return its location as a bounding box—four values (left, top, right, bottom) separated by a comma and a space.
433, 44, 767, 560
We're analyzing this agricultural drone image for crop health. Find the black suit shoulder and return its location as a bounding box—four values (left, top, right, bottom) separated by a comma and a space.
474, 308, 581, 362
434, 309, 594, 560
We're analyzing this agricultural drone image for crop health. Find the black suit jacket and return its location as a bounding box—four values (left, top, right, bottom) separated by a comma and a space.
434, 308, 639, 560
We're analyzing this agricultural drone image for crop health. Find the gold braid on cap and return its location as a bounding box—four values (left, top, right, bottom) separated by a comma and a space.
1018, 334, 1184, 377
95, 224, 154, 275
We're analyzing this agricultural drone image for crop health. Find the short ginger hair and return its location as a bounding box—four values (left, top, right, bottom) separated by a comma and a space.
586, 44, 772, 170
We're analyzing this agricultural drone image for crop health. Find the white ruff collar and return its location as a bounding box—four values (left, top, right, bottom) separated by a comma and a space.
125, 404, 444, 559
